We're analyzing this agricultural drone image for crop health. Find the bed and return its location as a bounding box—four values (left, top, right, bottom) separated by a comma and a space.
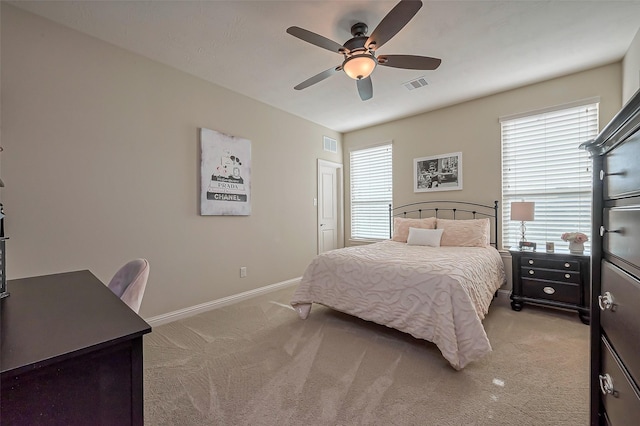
290, 201, 506, 370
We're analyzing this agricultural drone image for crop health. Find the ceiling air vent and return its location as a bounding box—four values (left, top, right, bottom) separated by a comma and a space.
323, 136, 337, 153
403, 76, 428, 91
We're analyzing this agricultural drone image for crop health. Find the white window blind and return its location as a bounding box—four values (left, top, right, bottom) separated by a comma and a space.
350, 143, 393, 240
501, 101, 598, 249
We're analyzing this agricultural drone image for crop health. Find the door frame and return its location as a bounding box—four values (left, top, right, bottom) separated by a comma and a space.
317, 159, 344, 254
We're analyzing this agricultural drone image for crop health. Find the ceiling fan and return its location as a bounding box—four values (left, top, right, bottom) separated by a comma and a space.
286, 0, 441, 101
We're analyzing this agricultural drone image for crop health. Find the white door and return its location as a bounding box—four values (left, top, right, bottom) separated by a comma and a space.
317, 160, 343, 253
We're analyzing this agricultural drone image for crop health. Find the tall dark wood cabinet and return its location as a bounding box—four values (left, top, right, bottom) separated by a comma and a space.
583, 89, 640, 426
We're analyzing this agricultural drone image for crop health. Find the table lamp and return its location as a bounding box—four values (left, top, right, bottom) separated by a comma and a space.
511, 201, 535, 249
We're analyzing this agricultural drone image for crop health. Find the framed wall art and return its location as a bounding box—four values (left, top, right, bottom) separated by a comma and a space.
414, 151, 462, 193
200, 128, 251, 216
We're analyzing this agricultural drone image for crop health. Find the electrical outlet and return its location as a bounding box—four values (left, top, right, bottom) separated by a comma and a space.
240, 267, 247, 278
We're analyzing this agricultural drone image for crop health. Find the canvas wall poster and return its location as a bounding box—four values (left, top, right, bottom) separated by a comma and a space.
200, 128, 251, 215
414, 152, 462, 192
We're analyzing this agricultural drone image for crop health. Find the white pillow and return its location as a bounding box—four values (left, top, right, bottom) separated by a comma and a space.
407, 227, 444, 247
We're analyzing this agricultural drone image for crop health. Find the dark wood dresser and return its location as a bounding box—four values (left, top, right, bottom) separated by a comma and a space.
510, 248, 590, 324
583, 89, 640, 425
1, 270, 151, 425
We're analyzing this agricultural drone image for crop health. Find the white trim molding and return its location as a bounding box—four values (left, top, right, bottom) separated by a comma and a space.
498, 96, 601, 123
145, 277, 301, 327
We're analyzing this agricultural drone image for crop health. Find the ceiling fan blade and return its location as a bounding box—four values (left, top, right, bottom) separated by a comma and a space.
356, 77, 373, 101
286, 26, 344, 54
366, 0, 422, 51
294, 66, 340, 90
377, 55, 441, 70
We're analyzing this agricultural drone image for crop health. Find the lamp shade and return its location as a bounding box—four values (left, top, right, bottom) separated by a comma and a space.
511, 201, 535, 221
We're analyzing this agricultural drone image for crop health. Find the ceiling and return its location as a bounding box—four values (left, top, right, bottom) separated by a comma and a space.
10, 0, 640, 133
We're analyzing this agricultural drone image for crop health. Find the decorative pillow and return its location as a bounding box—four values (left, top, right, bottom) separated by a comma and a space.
407, 227, 444, 247
392, 217, 437, 242
436, 218, 491, 247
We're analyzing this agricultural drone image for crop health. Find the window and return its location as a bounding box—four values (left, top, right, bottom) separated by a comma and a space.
501, 100, 599, 249
350, 143, 393, 240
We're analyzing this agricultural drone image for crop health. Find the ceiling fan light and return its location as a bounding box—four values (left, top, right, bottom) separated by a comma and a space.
343, 54, 376, 80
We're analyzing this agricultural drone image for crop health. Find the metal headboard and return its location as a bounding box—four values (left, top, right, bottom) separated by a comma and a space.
389, 200, 499, 247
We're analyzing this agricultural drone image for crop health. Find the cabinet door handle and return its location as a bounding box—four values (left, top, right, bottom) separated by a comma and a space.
528, 259, 534, 265
600, 226, 621, 237
598, 291, 615, 311
564, 273, 571, 279
599, 373, 616, 396
564, 262, 570, 268
528, 270, 535, 275
543, 286, 555, 295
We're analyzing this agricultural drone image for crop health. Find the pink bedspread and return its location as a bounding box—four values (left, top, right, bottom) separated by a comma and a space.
291, 241, 506, 369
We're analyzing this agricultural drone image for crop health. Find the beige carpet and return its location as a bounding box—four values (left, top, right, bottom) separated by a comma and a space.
144, 286, 589, 425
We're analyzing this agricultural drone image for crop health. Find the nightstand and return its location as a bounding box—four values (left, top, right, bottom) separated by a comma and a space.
510, 248, 590, 324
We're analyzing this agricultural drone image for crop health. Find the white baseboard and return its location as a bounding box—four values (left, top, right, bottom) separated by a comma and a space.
145, 277, 301, 327
496, 288, 511, 300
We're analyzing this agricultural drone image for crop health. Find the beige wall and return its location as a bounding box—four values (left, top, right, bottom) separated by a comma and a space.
623, 27, 640, 103
0, 4, 342, 318
343, 63, 622, 247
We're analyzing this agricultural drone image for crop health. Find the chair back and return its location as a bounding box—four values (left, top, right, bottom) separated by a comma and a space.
108, 258, 149, 313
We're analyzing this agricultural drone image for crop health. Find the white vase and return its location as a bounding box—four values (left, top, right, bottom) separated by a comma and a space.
569, 241, 584, 254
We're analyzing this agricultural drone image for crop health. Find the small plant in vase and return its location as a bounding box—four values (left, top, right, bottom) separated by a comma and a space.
561, 232, 589, 254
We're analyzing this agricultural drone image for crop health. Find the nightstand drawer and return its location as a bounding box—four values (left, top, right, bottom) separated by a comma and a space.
520, 257, 580, 271
522, 279, 580, 304
520, 267, 581, 284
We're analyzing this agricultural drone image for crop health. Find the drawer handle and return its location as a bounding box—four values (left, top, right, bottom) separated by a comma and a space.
600, 169, 627, 180
600, 226, 621, 237
528, 270, 534, 275
564, 262, 570, 268
564, 273, 571, 279
543, 286, 555, 295
599, 373, 616, 396
598, 291, 615, 311
528, 259, 534, 265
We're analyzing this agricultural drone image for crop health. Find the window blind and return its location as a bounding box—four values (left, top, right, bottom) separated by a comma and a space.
501, 102, 598, 249
350, 143, 393, 240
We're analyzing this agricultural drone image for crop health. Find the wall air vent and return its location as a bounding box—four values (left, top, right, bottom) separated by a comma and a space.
403, 76, 428, 91
323, 136, 337, 153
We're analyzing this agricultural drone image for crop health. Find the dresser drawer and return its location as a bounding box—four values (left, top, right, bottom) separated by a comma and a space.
600, 260, 640, 386
600, 336, 640, 425
603, 204, 640, 269
603, 131, 640, 199
522, 279, 580, 304
520, 256, 580, 271
520, 267, 580, 284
